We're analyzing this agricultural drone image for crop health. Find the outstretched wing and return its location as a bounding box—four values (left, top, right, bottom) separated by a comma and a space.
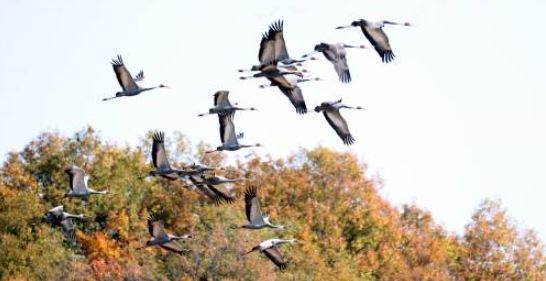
259, 20, 290, 65
263, 247, 288, 270
278, 85, 307, 114
360, 26, 395, 63
151, 131, 171, 170
213, 91, 232, 107
65, 166, 87, 193
258, 30, 277, 65
323, 44, 351, 83
160, 240, 189, 254
323, 110, 355, 145
133, 71, 144, 82
196, 184, 222, 205
60, 218, 76, 241
219, 114, 238, 146
270, 20, 290, 63
111, 55, 140, 90
245, 186, 265, 225
147, 216, 168, 238
208, 184, 235, 204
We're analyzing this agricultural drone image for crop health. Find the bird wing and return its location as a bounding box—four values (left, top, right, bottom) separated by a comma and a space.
151, 131, 171, 170
258, 31, 277, 65
60, 218, 76, 241
219, 114, 238, 146
208, 184, 235, 204
66, 166, 87, 192
133, 71, 144, 82
48, 206, 64, 219
360, 26, 395, 63
245, 186, 265, 224
270, 20, 290, 63
278, 85, 307, 114
147, 217, 168, 238
263, 247, 288, 270
159, 240, 188, 254
195, 183, 222, 205
213, 91, 232, 107
323, 110, 355, 145
111, 55, 139, 90
325, 45, 351, 83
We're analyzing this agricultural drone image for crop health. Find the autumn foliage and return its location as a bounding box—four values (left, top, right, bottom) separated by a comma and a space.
0, 127, 544, 280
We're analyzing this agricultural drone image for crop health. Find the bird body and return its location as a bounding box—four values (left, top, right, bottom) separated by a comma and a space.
64, 166, 108, 198
315, 99, 364, 145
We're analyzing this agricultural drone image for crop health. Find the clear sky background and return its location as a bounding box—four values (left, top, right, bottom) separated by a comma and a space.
1, 0, 545, 240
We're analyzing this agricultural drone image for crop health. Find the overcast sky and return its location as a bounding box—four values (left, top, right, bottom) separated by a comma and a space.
1, 0, 545, 240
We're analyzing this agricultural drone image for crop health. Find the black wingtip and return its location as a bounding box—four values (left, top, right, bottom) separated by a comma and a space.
340, 71, 352, 83
152, 131, 165, 143
343, 135, 356, 145
244, 186, 258, 200
381, 51, 395, 63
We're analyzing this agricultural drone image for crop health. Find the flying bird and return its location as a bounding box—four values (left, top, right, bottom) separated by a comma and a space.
64, 166, 108, 198
232, 186, 286, 229
245, 239, 297, 270
197, 91, 256, 117
103, 55, 168, 101
188, 175, 236, 205
206, 114, 261, 153
149, 131, 195, 180
42, 205, 87, 241
138, 215, 192, 254
314, 99, 365, 145
241, 64, 319, 114
304, 42, 366, 83
336, 19, 412, 63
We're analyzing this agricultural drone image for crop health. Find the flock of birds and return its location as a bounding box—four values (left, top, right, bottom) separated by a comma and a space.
42, 18, 412, 271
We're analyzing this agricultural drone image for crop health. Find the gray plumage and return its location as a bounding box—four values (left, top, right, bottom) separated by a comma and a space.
103, 55, 168, 101
64, 166, 108, 198
315, 99, 364, 145
42, 205, 87, 241
142, 215, 192, 254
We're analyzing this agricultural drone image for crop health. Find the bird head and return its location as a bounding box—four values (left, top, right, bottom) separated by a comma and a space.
254, 143, 263, 148
314, 106, 322, 113
158, 84, 169, 88
314, 43, 329, 52
404, 22, 414, 27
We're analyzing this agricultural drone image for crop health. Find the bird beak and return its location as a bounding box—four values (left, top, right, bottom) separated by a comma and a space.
335, 25, 353, 29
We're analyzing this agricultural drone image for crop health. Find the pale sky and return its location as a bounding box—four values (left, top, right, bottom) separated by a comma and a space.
1, 0, 545, 240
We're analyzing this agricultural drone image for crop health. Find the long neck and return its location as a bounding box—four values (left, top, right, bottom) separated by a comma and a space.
266, 221, 285, 229
141, 86, 159, 92
89, 189, 107, 194
64, 213, 85, 219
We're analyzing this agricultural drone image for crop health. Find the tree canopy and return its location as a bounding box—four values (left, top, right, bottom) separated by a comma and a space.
0, 127, 544, 280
